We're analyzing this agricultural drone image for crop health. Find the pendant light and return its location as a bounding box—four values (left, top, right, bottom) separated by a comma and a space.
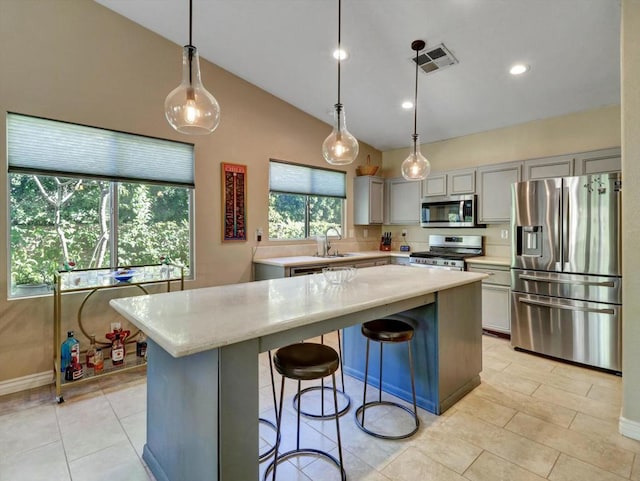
401, 40, 431, 181
165, 0, 221, 135
322, 0, 359, 165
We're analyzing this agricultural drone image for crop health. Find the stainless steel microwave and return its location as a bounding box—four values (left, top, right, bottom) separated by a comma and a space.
420, 195, 484, 228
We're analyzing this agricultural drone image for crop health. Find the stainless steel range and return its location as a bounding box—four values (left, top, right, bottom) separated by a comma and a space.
410, 235, 483, 271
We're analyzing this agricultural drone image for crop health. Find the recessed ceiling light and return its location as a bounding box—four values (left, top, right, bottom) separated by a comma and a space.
402, 101, 414, 109
509, 63, 530, 75
333, 48, 348, 60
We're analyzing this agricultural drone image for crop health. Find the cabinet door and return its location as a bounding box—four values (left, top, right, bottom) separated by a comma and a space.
482, 284, 511, 333
422, 173, 447, 197
477, 162, 522, 223
448, 169, 476, 194
369, 178, 384, 224
524, 155, 574, 180
575, 147, 621, 175
354, 176, 384, 225
388, 178, 421, 224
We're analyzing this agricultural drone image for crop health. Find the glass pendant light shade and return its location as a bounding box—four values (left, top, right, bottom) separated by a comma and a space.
323, 104, 359, 165
165, 45, 220, 135
401, 134, 431, 180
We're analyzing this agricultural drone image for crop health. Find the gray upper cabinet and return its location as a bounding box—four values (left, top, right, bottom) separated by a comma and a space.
448, 168, 476, 195
386, 177, 421, 225
422, 173, 447, 197
354, 176, 384, 225
575, 147, 621, 175
422, 168, 475, 197
477, 161, 522, 223
523, 154, 574, 180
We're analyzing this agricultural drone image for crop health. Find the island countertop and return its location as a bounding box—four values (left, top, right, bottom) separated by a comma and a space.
110, 264, 486, 358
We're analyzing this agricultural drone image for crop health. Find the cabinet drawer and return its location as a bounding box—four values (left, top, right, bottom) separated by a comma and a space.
467, 265, 510, 286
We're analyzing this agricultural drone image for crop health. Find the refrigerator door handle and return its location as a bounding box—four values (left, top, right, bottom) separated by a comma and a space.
518, 274, 615, 288
562, 186, 570, 269
519, 298, 616, 315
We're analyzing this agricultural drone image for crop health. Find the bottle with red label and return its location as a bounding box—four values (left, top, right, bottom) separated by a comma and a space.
111, 332, 125, 366
86, 335, 97, 368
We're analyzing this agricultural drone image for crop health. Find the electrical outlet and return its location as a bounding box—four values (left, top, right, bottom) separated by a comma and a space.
256, 228, 264, 242
501, 229, 509, 240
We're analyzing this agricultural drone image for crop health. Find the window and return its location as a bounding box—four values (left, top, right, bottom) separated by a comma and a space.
268, 160, 345, 240
7, 113, 194, 298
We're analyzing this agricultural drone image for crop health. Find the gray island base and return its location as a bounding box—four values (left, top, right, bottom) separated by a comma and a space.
110, 265, 485, 481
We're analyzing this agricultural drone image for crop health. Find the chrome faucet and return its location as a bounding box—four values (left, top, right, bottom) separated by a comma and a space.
324, 227, 342, 256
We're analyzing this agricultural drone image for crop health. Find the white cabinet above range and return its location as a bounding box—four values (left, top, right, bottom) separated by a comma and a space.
422, 168, 475, 197
385, 177, 421, 225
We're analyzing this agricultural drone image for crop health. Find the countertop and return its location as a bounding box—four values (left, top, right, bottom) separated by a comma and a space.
465, 256, 511, 267
110, 265, 486, 358
253, 250, 409, 267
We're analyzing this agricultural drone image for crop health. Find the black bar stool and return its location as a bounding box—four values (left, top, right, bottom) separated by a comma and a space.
292, 332, 351, 419
258, 351, 280, 462
355, 318, 420, 439
264, 343, 346, 481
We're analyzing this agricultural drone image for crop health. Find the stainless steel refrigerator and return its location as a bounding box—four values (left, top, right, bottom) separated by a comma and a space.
510, 172, 622, 373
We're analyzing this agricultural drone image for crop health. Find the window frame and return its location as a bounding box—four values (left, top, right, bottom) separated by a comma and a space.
7, 113, 195, 298
268, 159, 346, 241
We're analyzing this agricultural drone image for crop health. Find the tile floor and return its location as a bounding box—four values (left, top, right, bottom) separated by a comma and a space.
0, 334, 636, 481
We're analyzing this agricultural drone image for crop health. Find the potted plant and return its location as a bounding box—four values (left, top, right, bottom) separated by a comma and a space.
12, 261, 50, 296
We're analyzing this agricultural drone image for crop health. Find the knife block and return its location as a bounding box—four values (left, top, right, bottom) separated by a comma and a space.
379, 243, 391, 251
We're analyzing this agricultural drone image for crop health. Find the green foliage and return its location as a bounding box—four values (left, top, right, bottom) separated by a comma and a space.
10, 174, 191, 294
269, 193, 343, 240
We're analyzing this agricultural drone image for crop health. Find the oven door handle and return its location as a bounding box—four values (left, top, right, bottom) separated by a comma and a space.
518, 274, 615, 288
518, 298, 616, 315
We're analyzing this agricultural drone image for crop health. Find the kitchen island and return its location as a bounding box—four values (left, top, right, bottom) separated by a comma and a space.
110, 265, 485, 481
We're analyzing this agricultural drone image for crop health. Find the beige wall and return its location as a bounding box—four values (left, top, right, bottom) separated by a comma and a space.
0, 0, 381, 382
382, 105, 621, 177
621, 0, 640, 431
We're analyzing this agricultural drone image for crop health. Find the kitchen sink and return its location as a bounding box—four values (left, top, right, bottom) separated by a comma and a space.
315, 252, 361, 258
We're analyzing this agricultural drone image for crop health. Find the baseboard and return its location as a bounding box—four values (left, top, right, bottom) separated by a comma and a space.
0, 371, 53, 396
619, 415, 640, 441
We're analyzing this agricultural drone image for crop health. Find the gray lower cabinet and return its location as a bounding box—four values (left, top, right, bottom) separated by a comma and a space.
391, 256, 410, 265
468, 264, 510, 334
254, 256, 390, 280
477, 161, 522, 223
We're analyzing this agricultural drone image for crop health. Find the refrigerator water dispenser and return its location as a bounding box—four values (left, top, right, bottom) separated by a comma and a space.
517, 226, 543, 256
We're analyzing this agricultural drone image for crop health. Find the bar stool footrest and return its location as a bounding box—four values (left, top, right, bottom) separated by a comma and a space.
292, 385, 351, 419
258, 417, 281, 462
263, 448, 346, 481
354, 400, 420, 440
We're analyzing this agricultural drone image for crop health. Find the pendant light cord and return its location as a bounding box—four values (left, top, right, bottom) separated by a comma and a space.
412, 47, 419, 153
188, 0, 193, 85
337, 0, 342, 107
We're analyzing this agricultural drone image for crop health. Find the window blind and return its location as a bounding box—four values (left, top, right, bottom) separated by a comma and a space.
7, 113, 194, 187
269, 160, 346, 198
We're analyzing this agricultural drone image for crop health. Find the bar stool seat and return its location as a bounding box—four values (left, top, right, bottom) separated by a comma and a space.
265, 343, 346, 481
292, 332, 351, 419
355, 318, 420, 440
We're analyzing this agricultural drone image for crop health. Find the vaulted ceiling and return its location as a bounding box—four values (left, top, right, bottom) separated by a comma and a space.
95, 0, 621, 151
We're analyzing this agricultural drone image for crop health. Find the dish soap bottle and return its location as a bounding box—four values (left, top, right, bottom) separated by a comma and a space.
61, 331, 80, 372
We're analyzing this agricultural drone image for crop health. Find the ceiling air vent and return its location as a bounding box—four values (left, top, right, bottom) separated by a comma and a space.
412, 43, 458, 75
